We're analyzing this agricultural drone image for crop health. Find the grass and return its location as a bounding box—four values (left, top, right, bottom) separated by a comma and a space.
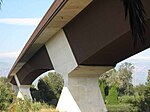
7, 98, 58, 112
106, 104, 138, 112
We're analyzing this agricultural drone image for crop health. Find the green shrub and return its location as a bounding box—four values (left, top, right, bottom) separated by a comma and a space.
8, 98, 31, 112
118, 95, 135, 104
107, 104, 138, 112
8, 98, 55, 112
106, 85, 118, 105
31, 101, 53, 112
99, 80, 106, 100
31, 102, 43, 111
0, 77, 15, 111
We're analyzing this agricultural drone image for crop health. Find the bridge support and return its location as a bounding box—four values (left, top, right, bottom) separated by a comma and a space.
57, 66, 110, 112
12, 84, 19, 94
45, 29, 111, 112
14, 75, 32, 100
17, 85, 32, 100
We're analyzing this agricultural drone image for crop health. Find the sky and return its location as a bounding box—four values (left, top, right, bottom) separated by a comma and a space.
0, 0, 150, 85
0, 0, 54, 63
117, 48, 150, 85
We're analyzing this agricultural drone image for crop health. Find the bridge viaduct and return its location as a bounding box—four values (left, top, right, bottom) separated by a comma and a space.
8, 0, 150, 112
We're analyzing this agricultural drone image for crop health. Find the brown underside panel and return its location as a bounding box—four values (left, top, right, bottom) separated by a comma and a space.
16, 46, 53, 85
21, 69, 48, 85
64, 0, 150, 66
64, 0, 129, 66
82, 20, 150, 66
10, 77, 17, 85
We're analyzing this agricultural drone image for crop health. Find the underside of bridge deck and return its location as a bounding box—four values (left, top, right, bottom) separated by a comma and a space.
10, 46, 54, 85
8, 0, 150, 111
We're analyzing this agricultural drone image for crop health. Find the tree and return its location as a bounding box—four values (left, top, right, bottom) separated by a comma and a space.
106, 84, 118, 105
42, 72, 64, 99
122, 0, 147, 46
130, 71, 150, 112
147, 70, 150, 83
31, 72, 64, 106
117, 62, 134, 95
131, 84, 150, 112
0, 77, 14, 111
100, 69, 118, 87
99, 62, 134, 95
99, 80, 106, 100
143, 84, 150, 112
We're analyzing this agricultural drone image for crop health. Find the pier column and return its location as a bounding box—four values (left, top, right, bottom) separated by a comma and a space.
14, 75, 32, 100
57, 66, 112, 112
45, 29, 112, 112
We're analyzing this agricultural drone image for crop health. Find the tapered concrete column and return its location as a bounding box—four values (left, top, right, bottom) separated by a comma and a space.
14, 75, 32, 100
57, 76, 106, 112
68, 75, 106, 112
57, 66, 112, 112
57, 86, 81, 112
12, 84, 19, 94
45, 29, 112, 111
17, 85, 32, 100
46, 29, 81, 111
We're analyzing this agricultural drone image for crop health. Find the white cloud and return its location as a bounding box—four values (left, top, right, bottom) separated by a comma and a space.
116, 51, 150, 85
0, 51, 20, 59
119, 53, 150, 63
129, 56, 150, 61
0, 18, 41, 26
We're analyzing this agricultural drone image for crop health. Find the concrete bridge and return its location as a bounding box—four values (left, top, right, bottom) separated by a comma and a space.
8, 0, 150, 112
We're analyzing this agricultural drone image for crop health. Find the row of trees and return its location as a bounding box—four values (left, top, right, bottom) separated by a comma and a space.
0, 72, 63, 111
30, 62, 150, 111
0, 62, 149, 111
31, 62, 150, 111
99, 62, 134, 106
0, 75, 60, 111
99, 62, 134, 98
99, 62, 150, 111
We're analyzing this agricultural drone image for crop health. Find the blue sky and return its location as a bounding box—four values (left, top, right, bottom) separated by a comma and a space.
0, 0, 54, 62
0, 0, 150, 85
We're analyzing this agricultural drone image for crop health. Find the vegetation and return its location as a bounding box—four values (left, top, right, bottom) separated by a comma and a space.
0, 77, 14, 111
0, 74, 62, 112
99, 62, 134, 97
99, 62, 150, 112
107, 104, 132, 112
99, 80, 106, 100
106, 84, 118, 105
8, 98, 58, 112
30, 72, 64, 106
0, 62, 150, 111
147, 70, 150, 83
